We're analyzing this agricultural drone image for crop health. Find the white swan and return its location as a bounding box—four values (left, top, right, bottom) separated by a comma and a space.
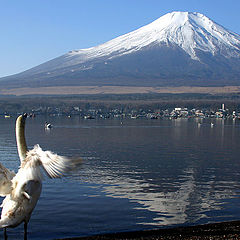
0, 114, 71, 239
45, 122, 52, 129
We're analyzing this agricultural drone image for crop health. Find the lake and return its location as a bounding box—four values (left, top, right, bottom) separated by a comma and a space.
0, 116, 240, 239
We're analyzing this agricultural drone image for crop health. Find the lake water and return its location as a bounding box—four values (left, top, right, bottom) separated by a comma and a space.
1, 116, 240, 239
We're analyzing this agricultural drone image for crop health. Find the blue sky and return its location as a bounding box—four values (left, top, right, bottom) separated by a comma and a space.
1, 0, 240, 78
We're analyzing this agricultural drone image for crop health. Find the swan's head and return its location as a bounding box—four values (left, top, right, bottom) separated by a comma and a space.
16, 113, 28, 140
23, 113, 28, 119
16, 113, 27, 127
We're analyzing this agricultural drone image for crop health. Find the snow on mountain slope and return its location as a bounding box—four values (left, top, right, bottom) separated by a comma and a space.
26, 11, 240, 75
64, 11, 240, 64
1, 11, 240, 89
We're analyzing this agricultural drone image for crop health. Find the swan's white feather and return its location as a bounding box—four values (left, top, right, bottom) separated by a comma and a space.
0, 144, 71, 228
0, 163, 15, 197
0, 180, 42, 228
0, 115, 74, 232
24, 144, 71, 179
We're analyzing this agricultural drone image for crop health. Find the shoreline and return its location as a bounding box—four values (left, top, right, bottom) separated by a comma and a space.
57, 220, 240, 239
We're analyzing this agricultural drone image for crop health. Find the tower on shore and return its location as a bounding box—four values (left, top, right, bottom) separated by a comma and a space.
222, 104, 225, 111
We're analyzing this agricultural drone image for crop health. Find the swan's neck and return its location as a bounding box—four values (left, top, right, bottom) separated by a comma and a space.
16, 115, 28, 162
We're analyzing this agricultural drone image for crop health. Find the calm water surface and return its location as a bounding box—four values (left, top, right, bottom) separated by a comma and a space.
0, 116, 240, 239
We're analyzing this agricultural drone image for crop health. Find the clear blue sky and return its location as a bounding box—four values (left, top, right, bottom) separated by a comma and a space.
1, 0, 240, 78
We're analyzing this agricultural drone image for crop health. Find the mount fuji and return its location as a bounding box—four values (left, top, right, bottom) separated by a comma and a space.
1, 11, 240, 89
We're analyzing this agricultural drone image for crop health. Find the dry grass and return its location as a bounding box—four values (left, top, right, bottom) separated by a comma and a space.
1, 86, 240, 96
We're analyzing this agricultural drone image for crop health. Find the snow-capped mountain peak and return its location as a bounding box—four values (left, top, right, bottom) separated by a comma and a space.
2, 11, 240, 90
65, 11, 240, 66
153, 11, 240, 59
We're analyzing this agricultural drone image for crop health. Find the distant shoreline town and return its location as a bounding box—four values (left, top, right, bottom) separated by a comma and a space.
2, 103, 240, 120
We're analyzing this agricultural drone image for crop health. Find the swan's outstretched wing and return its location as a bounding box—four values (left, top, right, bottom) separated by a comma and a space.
0, 163, 15, 196
22, 144, 71, 178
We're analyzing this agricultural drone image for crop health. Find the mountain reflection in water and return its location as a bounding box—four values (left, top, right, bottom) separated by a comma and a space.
0, 117, 240, 239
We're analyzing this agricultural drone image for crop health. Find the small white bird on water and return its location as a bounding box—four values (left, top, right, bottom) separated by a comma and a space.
0, 113, 72, 239
45, 122, 52, 129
